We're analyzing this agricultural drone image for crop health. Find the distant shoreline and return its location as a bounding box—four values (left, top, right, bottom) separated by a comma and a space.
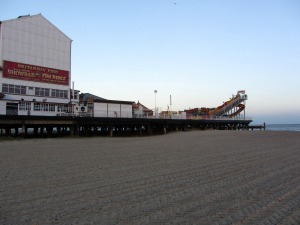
264, 124, 300, 132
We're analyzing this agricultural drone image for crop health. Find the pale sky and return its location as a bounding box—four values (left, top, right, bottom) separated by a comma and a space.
1, 0, 300, 124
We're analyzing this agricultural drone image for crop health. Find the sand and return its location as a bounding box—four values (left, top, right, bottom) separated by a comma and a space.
0, 130, 300, 225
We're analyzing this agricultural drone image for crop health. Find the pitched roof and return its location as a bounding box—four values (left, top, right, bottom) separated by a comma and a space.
0, 13, 72, 41
80, 93, 134, 105
80, 93, 107, 102
137, 102, 153, 112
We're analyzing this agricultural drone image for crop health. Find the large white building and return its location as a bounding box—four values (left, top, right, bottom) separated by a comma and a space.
0, 14, 78, 116
0, 14, 136, 118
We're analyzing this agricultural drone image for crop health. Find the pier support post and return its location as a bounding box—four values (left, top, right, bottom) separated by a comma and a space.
15, 127, 19, 137
40, 126, 44, 135
46, 126, 53, 136
109, 125, 113, 137
138, 126, 143, 136
163, 127, 167, 134
70, 125, 75, 136
147, 124, 152, 135
21, 123, 26, 137
34, 127, 38, 136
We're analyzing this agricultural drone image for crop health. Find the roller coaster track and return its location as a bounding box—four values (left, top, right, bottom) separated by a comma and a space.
228, 103, 245, 118
209, 93, 247, 117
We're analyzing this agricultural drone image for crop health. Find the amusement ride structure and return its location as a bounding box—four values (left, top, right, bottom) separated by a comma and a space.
184, 90, 247, 119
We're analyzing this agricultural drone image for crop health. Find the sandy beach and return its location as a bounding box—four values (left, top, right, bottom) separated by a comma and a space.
1, 130, 300, 225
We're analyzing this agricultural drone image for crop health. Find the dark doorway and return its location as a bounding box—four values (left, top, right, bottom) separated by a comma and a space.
6, 103, 18, 115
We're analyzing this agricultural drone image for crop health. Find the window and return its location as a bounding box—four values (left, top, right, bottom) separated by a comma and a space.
15, 86, 20, 94
35, 87, 40, 96
51, 89, 56, 97
33, 103, 41, 111
70, 90, 79, 100
56, 104, 73, 113
19, 102, 31, 111
35, 88, 43, 96
40, 88, 45, 96
2, 84, 67, 99
33, 103, 56, 112
21, 86, 26, 95
19, 102, 25, 111
9, 85, 14, 94
49, 104, 55, 112
60, 90, 64, 98
2, 84, 8, 93
2, 84, 27, 95
35, 87, 51, 97
43, 104, 49, 111
51, 89, 68, 99
45, 89, 50, 97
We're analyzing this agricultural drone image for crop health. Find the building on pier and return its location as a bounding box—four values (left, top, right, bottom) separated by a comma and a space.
132, 101, 154, 118
79, 93, 134, 118
0, 14, 79, 116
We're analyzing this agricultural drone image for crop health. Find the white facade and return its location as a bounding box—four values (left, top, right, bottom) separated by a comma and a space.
93, 102, 132, 118
93, 102, 107, 117
120, 104, 132, 118
0, 101, 5, 115
0, 14, 74, 116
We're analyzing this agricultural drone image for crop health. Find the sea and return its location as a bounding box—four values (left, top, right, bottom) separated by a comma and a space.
265, 124, 300, 132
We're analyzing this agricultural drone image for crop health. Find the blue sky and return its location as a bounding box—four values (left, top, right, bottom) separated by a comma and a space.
1, 0, 300, 124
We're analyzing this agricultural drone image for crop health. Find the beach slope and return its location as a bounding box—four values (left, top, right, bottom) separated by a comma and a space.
1, 131, 300, 224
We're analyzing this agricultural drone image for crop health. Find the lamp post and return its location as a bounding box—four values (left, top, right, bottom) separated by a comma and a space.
154, 90, 157, 117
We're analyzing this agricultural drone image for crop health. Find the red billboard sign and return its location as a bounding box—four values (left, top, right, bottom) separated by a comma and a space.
3, 61, 69, 86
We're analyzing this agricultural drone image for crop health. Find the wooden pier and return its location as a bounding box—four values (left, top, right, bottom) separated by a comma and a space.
0, 115, 253, 138
248, 123, 266, 131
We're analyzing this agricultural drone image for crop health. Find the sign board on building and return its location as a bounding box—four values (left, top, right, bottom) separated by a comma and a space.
3, 61, 69, 86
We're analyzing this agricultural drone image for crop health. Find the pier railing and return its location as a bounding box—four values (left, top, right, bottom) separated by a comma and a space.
54, 109, 251, 121
172, 116, 252, 121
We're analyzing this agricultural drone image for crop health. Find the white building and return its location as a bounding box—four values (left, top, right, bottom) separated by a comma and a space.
0, 14, 78, 116
79, 93, 133, 118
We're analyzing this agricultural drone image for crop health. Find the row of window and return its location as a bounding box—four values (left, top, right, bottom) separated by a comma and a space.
52, 89, 68, 98
33, 103, 56, 112
34, 88, 68, 98
2, 84, 26, 95
19, 102, 31, 111
2, 84, 68, 99
35, 87, 50, 97
19, 102, 74, 112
